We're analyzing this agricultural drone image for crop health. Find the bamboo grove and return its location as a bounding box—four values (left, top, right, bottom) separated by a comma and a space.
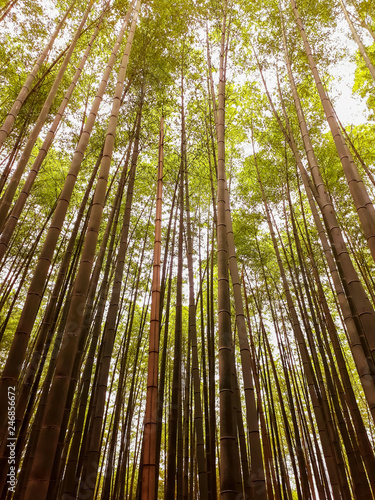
0, 0, 375, 498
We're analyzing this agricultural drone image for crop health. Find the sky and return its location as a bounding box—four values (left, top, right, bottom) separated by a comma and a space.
330, 48, 369, 126
329, 19, 372, 127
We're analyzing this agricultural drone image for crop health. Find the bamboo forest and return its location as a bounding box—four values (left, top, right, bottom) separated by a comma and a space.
1, 0, 375, 498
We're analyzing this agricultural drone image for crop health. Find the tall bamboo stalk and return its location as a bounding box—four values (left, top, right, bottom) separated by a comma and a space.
216, 6, 240, 498
141, 115, 164, 499
23, 4, 140, 497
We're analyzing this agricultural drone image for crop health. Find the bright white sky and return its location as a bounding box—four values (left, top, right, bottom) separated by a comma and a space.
330, 49, 369, 126
328, 21, 372, 127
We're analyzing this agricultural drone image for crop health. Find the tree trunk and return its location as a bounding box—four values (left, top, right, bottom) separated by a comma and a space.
0, 1, 135, 434
216, 7, 240, 498
141, 115, 164, 499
